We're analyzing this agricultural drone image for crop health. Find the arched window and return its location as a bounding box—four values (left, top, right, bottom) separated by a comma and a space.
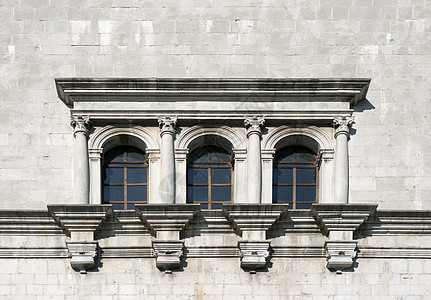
187, 146, 233, 209
273, 146, 318, 209
103, 146, 148, 210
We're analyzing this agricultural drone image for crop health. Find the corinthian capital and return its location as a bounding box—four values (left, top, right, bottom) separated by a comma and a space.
244, 116, 265, 137
70, 115, 90, 137
333, 116, 354, 137
158, 116, 177, 136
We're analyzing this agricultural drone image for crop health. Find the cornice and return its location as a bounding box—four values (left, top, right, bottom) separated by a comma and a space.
55, 78, 371, 118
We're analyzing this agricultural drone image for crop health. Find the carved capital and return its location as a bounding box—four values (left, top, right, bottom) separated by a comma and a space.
244, 116, 265, 137
158, 116, 177, 136
333, 116, 354, 138
70, 115, 90, 138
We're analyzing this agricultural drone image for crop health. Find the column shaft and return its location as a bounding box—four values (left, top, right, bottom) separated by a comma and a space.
71, 116, 90, 204
158, 117, 177, 204
333, 117, 354, 204
245, 117, 265, 204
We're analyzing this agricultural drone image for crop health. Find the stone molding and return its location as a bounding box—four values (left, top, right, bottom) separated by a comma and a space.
2, 206, 431, 272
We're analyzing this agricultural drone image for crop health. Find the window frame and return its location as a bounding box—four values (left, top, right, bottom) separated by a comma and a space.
103, 146, 149, 210
272, 146, 319, 209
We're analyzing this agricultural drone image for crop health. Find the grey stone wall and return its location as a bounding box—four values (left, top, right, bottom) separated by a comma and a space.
0, 2, 430, 207
0, 258, 430, 299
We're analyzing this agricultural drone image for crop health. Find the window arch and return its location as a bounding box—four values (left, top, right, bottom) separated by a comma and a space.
187, 145, 233, 209
273, 146, 318, 209
103, 145, 148, 210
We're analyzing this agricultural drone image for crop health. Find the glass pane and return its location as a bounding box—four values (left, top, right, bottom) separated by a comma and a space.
104, 186, 124, 202
187, 186, 208, 203
105, 147, 125, 163
211, 168, 231, 184
210, 151, 230, 162
296, 186, 316, 202
127, 186, 147, 202
190, 148, 209, 163
273, 168, 293, 184
296, 203, 313, 209
275, 148, 294, 162
211, 186, 231, 202
296, 152, 316, 162
127, 203, 136, 210
211, 203, 223, 209
200, 203, 208, 209
273, 186, 293, 203
112, 203, 125, 210
296, 168, 316, 184
104, 168, 124, 184
188, 168, 208, 184
127, 168, 147, 183
127, 150, 146, 162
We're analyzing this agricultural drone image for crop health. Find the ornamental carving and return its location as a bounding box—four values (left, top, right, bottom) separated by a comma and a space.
158, 116, 177, 136
70, 115, 90, 137
333, 116, 354, 137
244, 116, 265, 137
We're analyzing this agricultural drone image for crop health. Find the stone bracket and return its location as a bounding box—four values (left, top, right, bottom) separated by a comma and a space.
325, 240, 357, 273
239, 241, 270, 272
48, 205, 112, 273
152, 241, 184, 271
66, 241, 98, 274
311, 204, 377, 273
223, 204, 288, 240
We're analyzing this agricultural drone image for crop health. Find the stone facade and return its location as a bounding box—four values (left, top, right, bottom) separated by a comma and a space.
1, 0, 431, 299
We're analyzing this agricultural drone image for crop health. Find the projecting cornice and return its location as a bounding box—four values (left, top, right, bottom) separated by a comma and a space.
55, 78, 371, 121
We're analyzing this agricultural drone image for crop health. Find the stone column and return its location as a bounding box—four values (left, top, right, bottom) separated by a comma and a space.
158, 116, 177, 204
333, 117, 354, 204
244, 117, 265, 204
70, 116, 90, 204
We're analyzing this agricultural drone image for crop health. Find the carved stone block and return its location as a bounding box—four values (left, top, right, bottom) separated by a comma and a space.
152, 241, 184, 271
239, 241, 270, 271
66, 241, 98, 274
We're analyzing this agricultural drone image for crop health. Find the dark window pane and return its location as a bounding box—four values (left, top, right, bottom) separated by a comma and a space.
211, 203, 223, 209
273, 168, 293, 184
127, 186, 147, 202
296, 186, 316, 202
296, 152, 316, 162
296, 168, 316, 184
187, 186, 208, 203
211, 186, 231, 202
188, 168, 208, 184
127, 150, 146, 162
104, 168, 124, 184
190, 148, 209, 163
105, 147, 125, 163
210, 151, 230, 162
211, 168, 231, 184
112, 203, 125, 210
200, 203, 208, 209
275, 148, 294, 162
273, 186, 293, 203
104, 186, 124, 202
296, 203, 313, 209
127, 168, 147, 184
127, 203, 136, 210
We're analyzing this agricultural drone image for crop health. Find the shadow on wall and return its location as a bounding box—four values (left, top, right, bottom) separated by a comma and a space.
350, 98, 375, 136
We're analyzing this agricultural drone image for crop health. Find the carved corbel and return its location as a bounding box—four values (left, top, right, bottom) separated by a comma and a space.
48, 205, 112, 273
311, 204, 377, 273
135, 204, 200, 272
223, 204, 288, 272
